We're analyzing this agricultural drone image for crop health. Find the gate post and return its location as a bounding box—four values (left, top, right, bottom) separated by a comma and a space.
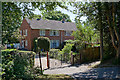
71, 51, 74, 65
47, 51, 49, 69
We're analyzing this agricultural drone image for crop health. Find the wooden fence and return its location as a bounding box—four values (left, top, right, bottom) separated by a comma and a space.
73, 47, 100, 64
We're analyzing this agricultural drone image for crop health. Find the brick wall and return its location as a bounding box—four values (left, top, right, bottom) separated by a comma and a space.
20, 18, 32, 50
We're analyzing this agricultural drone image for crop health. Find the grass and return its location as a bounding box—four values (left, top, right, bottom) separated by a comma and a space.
35, 74, 74, 80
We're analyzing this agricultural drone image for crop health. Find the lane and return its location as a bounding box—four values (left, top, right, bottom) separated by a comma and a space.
43, 61, 120, 79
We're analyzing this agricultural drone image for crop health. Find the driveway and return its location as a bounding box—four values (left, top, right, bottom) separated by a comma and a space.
43, 61, 120, 79
34, 55, 120, 79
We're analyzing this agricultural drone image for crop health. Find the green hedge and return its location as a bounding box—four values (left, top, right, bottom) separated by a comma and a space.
2, 49, 36, 79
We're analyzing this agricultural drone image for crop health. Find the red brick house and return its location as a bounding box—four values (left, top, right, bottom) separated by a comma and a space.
20, 18, 77, 51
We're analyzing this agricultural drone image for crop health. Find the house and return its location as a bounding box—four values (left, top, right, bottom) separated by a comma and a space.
20, 18, 77, 51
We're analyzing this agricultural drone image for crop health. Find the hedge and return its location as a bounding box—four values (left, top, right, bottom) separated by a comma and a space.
2, 49, 36, 79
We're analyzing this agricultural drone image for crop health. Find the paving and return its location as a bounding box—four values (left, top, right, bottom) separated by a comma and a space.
34, 54, 69, 69
34, 55, 120, 79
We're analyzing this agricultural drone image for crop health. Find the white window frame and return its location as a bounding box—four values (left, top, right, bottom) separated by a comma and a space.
25, 40, 28, 46
50, 30, 59, 36
50, 40, 59, 48
65, 31, 72, 36
25, 29, 27, 36
20, 30, 22, 35
22, 40, 24, 48
40, 30, 45, 36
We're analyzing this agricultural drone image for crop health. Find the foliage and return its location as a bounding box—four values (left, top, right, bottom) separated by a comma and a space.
61, 43, 73, 54
12, 28, 24, 42
60, 43, 73, 62
37, 37, 50, 51
2, 2, 22, 44
49, 49, 60, 59
34, 11, 71, 22
2, 49, 35, 79
72, 22, 99, 44
2, 2, 68, 44
33, 37, 50, 52
71, 2, 120, 61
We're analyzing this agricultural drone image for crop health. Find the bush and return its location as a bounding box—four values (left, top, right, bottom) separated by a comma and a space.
2, 49, 36, 79
37, 37, 50, 51
49, 49, 60, 59
33, 37, 50, 52
61, 43, 73, 54
61, 43, 73, 62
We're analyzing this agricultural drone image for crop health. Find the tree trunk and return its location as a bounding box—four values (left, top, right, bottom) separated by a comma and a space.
100, 27, 103, 62
98, 2, 103, 62
117, 43, 120, 59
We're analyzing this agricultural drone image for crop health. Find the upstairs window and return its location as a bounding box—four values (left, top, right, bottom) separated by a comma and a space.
40, 30, 45, 36
25, 29, 27, 36
50, 30, 59, 36
65, 31, 72, 36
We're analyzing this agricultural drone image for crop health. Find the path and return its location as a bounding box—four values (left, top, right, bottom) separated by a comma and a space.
34, 54, 69, 69
34, 55, 120, 79
43, 61, 120, 79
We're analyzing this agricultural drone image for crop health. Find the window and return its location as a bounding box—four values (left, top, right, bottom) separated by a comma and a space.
50, 40, 59, 48
20, 30, 22, 35
50, 30, 59, 36
25, 40, 28, 46
22, 40, 24, 48
25, 29, 27, 36
40, 30, 45, 36
65, 31, 72, 36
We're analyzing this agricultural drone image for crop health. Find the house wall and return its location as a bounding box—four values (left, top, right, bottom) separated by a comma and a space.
20, 19, 75, 51
20, 18, 32, 50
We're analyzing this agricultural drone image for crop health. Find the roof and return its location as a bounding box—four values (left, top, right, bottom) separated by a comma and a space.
25, 18, 77, 31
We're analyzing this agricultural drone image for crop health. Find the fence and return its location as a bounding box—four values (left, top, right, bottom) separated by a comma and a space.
48, 47, 100, 65
74, 47, 100, 64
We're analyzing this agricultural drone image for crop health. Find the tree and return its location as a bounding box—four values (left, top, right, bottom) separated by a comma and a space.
2, 2, 68, 44
71, 2, 120, 62
34, 37, 50, 74
72, 22, 100, 47
33, 11, 72, 22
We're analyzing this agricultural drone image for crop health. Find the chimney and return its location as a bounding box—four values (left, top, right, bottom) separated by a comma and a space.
62, 18, 65, 23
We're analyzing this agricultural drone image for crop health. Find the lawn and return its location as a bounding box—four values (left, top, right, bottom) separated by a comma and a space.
35, 74, 74, 80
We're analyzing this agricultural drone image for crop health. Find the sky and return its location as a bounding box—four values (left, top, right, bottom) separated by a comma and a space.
33, 4, 87, 22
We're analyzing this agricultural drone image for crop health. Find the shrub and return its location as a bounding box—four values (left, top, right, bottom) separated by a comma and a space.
33, 37, 50, 52
61, 43, 73, 54
61, 43, 73, 62
2, 49, 36, 79
37, 37, 50, 51
49, 49, 60, 59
